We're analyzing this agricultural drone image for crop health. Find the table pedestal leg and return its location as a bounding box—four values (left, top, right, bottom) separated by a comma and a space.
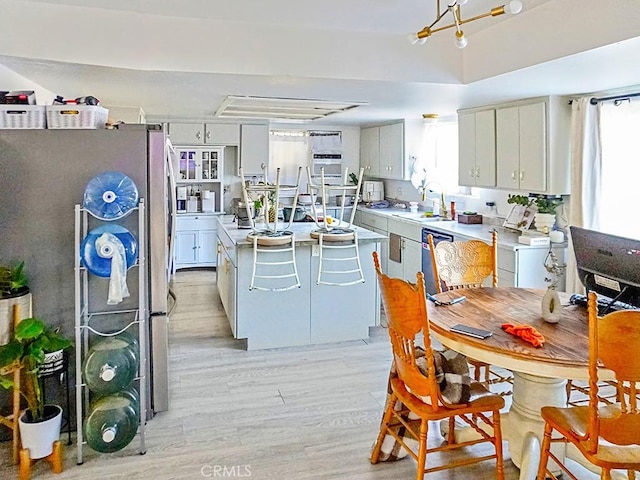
507, 372, 566, 478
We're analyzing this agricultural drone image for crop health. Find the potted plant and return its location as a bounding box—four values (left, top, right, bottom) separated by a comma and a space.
533, 197, 563, 233
0, 317, 73, 459
0, 261, 32, 346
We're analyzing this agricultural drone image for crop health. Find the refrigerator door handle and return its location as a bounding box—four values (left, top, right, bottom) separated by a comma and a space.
166, 139, 178, 281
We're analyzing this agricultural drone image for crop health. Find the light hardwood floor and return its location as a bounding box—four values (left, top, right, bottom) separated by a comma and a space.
1, 269, 521, 479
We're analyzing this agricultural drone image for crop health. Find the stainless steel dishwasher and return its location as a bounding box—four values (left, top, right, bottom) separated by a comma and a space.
422, 227, 454, 294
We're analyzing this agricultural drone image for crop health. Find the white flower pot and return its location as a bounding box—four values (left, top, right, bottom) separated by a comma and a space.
534, 213, 556, 233
19, 404, 62, 459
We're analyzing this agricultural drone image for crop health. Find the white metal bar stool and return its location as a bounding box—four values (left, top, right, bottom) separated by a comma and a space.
240, 166, 303, 291
305, 166, 365, 286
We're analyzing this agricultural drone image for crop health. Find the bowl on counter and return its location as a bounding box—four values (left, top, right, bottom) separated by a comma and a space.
283, 206, 307, 222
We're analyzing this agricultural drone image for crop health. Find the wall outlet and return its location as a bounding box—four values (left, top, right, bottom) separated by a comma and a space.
396, 186, 403, 198
312, 245, 319, 256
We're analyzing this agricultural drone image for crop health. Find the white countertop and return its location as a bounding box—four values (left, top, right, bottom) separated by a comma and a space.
356, 206, 567, 251
218, 216, 387, 247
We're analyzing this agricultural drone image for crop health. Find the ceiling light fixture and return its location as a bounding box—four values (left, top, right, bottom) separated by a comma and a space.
409, 0, 523, 49
422, 113, 440, 124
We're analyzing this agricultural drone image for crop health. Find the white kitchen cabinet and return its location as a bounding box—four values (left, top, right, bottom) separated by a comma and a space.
458, 109, 496, 188
175, 146, 224, 183
238, 124, 269, 176
467, 95, 571, 195
359, 122, 408, 181
386, 218, 423, 283
217, 238, 237, 335
379, 123, 404, 179
354, 210, 388, 273
169, 123, 239, 145
496, 102, 546, 192
496, 244, 566, 289
360, 127, 380, 177
174, 215, 218, 268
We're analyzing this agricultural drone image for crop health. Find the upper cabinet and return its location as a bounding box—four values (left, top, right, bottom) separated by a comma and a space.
379, 123, 404, 179
458, 109, 497, 188
169, 123, 240, 146
359, 121, 409, 181
175, 147, 224, 183
238, 123, 269, 176
496, 102, 547, 192
360, 127, 380, 177
459, 96, 571, 195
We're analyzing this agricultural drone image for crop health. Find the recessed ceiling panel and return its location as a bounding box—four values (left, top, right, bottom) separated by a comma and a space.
215, 95, 368, 121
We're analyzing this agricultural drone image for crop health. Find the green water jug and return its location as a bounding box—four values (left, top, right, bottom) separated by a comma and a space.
84, 392, 138, 453
83, 334, 139, 394
92, 387, 140, 418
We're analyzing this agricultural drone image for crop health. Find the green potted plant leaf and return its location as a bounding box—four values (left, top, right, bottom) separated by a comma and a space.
0, 261, 32, 347
0, 261, 29, 297
0, 317, 73, 459
506, 194, 533, 207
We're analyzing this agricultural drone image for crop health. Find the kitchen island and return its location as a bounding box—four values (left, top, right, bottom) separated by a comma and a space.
216, 217, 387, 350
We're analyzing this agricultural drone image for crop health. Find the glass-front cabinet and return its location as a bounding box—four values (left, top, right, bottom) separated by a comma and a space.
177, 147, 223, 182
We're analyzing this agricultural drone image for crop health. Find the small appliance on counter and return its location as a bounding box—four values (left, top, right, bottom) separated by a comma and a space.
176, 186, 187, 213
187, 196, 199, 213
201, 190, 215, 213
231, 197, 254, 229
362, 181, 384, 202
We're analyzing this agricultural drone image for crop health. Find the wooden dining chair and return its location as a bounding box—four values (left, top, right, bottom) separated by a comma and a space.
370, 251, 505, 480
536, 292, 640, 480
428, 231, 513, 395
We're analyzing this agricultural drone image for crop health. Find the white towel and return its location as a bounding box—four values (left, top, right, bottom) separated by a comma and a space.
96, 232, 130, 305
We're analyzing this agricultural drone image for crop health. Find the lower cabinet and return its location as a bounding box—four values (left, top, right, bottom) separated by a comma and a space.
498, 245, 566, 289
386, 218, 423, 283
217, 239, 237, 335
354, 210, 389, 273
174, 215, 218, 269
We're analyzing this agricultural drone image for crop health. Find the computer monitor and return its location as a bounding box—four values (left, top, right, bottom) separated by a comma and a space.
570, 226, 640, 307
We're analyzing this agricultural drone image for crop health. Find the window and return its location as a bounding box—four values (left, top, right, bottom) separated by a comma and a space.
598, 100, 640, 239
269, 130, 308, 189
411, 121, 460, 194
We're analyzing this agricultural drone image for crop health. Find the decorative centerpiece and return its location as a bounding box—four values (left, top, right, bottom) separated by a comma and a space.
541, 249, 566, 323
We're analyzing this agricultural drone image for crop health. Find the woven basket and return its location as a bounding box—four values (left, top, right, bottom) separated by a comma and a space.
46, 105, 109, 129
0, 106, 46, 129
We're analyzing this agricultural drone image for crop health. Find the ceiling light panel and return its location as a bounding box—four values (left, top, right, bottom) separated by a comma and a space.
215, 95, 367, 121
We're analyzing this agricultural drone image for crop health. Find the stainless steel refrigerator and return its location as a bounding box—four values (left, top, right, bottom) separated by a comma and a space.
0, 124, 173, 414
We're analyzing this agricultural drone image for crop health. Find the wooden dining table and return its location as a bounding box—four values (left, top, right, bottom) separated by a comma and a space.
427, 287, 612, 480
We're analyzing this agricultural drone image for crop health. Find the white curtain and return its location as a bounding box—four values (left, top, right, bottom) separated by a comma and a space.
565, 97, 603, 293
269, 134, 308, 190
597, 100, 640, 239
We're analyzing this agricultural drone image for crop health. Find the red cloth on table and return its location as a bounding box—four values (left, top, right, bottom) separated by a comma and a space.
501, 323, 545, 347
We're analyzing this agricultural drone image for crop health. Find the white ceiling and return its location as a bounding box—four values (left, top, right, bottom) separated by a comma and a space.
2, 0, 640, 125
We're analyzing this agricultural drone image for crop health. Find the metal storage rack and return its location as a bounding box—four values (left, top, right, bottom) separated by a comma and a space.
73, 200, 148, 464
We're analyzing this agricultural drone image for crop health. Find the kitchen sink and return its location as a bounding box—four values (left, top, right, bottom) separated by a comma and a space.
391, 212, 453, 222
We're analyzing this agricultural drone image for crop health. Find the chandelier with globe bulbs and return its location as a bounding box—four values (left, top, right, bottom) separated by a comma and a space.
409, 0, 523, 49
